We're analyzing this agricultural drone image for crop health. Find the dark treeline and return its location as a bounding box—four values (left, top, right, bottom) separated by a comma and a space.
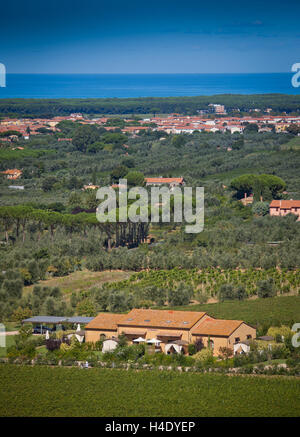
1, 94, 300, 117
0, 205, 149, 250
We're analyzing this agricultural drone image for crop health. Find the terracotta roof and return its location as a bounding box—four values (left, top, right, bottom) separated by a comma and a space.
83, 185, 100, 190
270, 200, 300, 209
118, 309, 206, 329
191, 317, 244, 337
85, 313, 125, 330
122, 126, 149, 131
2, 169, 22, 175
145, 177, 184, 184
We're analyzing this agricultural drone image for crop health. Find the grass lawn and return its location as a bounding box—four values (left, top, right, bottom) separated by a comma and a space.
0, 335, 43, 358
167, 295, 300, 327
23, 269, 133, 296
1, 321, 20, 332
0, 365, 299, 417
36, 346, 48, 355
0, 335, 16, 358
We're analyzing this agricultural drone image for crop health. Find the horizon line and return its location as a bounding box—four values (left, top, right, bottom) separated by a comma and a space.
5, 72, 292, 75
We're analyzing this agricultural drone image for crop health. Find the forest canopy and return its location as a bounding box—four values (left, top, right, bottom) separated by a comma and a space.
1, 94, 300, 118
230, 174, 286, 199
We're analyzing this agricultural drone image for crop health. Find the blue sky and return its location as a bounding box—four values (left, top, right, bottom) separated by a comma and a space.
1, 0, 300, 73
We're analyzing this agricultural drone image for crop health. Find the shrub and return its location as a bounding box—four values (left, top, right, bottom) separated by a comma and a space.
252, 202, 269, 216
271, 345, 289, 360
188, 344, 196, 355
218, 284, 235, 302
194, 338, 205, 352
60, 343, 71, 352
257, 279, 276, 298
94, 340, 103, 351
11, 307, 32, 322
76, 299, 97, 317
55, 330, 65, 340
193, 348, 214, 366
286, 355, 300, 367
218, 346, 233, 360
233, 353, 250, 367
195, 291, 209, 304
114, 343, 145, 362
46, 339, 61, 351
168, 283, 193, 306
267, 325, 292, 340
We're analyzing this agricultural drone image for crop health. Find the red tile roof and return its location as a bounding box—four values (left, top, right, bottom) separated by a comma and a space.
85, 313, 125, 331
1, 169, 22, 179
118, 309, 206, 329
270, 200, 300, 209
191, 316, 244, 337
145, 177, 184, 184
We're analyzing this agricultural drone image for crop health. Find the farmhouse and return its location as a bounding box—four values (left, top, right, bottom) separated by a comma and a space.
190, 315, 256, 354
240, 192, 254, 206
269, 199, 300, 221
84, 313, 127, 342
1, 168, 22, 180
82, 184, 100, 190
85, 308, 256, 356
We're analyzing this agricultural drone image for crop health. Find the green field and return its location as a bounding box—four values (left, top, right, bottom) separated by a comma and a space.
0, 365, 299, 417
0, 148, 50, 162
0, 336, 16, 358
167, 295, 300, 327
23, 269, 133, 296
116, 268, 300, 302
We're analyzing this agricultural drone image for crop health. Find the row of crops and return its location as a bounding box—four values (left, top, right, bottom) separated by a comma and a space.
0, 365, 299, 417
102, 267, 300, 299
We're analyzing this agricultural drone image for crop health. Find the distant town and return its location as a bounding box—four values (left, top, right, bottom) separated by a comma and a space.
1, 104, 300, 141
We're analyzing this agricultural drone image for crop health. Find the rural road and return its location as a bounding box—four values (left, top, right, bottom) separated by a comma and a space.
0, 331, 19, 336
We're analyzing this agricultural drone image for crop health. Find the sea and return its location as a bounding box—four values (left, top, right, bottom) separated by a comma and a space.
0, 73, 298, 99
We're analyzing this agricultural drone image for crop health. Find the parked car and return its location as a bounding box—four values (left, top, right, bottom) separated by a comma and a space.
33, 326, 54, 334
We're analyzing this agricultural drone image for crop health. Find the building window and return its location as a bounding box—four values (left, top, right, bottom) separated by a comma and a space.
235, 337, 240, 343
247, 335, 252, 340
100, 333, 106, 340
